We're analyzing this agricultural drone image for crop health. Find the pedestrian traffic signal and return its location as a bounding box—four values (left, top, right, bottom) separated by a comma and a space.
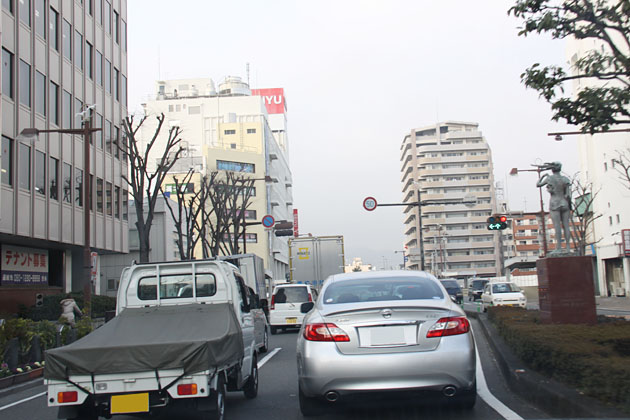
487, 215, 508, 230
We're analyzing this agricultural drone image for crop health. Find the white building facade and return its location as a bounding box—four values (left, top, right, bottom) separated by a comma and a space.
139, 77, 293, 281
400, 122, 501, 277
0, 0, 129, 310
568, 36, 630, 297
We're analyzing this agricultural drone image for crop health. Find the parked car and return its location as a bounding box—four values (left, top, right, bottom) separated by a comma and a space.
269, 283, 318, 334
296, 270, 476, 416
440, 279, 463, 304
468, 279, 489, 301
481, 282, 527, 311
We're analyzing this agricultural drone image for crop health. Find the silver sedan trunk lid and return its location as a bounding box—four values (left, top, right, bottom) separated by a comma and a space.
322, 304, 453, 355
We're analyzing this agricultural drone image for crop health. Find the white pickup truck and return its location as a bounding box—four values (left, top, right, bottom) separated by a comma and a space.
45, 259, 266, 420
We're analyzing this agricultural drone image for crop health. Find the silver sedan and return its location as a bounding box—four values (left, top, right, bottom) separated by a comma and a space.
296, 270, 476, 416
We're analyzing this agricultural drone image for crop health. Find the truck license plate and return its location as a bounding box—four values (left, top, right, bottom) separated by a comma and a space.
286, 317, 297, 324
111, 393, 149, 414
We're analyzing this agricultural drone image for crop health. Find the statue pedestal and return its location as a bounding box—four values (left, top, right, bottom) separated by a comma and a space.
536, 256, 597, 324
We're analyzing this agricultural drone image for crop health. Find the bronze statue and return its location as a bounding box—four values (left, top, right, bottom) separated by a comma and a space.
536, 162, 572, 254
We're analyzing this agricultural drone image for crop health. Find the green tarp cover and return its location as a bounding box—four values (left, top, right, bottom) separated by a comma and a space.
45, 303, 244, 380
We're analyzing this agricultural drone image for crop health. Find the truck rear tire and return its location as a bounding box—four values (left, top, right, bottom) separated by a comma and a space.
260, 329, 269, 353
270, 326, 278, 335
205, 375, 226, 420
243, 354, 258, 399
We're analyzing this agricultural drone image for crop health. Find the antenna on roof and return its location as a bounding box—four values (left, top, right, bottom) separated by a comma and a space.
246, 62, 250, 86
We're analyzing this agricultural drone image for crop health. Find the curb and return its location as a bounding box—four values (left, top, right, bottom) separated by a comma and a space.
466, 309, 627, 418
0, 377, 44, 399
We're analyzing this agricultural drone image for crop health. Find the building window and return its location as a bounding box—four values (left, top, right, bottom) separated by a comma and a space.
74, 30, 83, 70
224, 129, 236, 135
62, 90, 71, 129
95, 112, 103, 147
85, 42, 93, 79
19, 0, 30, 26
74, 98, 83, 128
216, 159, 254, 173
62, 162, 71, 203
75, 168, 83, 207
19, 59, 31, 107
104, 0, 111, 34
617, 214, 620, 223
96, 178, 103, 212
1, 136, 13, 186
95, 0, 101, 23
105, 120, 112, 153
3, 0, 13, 13
604, 162, 608, 171
49, 157, 58, 200
121, 19, 126, 51
35, 150, 45, 196
62, 19, 71, 61
113, 10, 119, 43
247, 128, 256, 134
95, 50, 102, 86
87, 0, 92, 15
106, 182, 112, 215
113, 126, 120, 158
2, 48, 14, 99
121, 75, 127, 106
19, 143, 31, 190
609, 216, 613, 225
114, 185, 120, 218
49, 81, 59, 125
49, 7, 59, 51
113, 67, 119, 101
122, 189, 128, 220
104, 59, 111, 93
35, 71, 45, 116
35, 0, 45, 38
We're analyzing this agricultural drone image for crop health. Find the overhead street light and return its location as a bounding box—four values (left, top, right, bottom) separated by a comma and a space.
18, 111, 101, 310
548, 128, 630, 141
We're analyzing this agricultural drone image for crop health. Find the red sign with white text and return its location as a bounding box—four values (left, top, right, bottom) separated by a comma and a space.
252, 88, 286, 114
293, 209, 299, 237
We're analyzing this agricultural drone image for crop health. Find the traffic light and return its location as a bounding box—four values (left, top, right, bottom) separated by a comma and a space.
486, 215, 508, 230
274, 220, 294, 237
35, 293, 44, 307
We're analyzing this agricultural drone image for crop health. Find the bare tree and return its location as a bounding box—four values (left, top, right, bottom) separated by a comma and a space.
160, 169, 203, 260
612, 149, 630, 191
122, 113, 184, 262
201, 171, 257, 257
570, 175, 602, 256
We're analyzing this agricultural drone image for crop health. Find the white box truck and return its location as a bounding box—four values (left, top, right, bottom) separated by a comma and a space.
288, 236, 345, 290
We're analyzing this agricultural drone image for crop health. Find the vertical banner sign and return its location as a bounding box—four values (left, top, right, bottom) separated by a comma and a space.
1, 245, 49, 285
251, 88, 286, 114
622, 229, 630, 257
293, 209, 299, 237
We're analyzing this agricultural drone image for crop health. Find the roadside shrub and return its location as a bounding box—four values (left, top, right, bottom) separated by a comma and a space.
18, 293, 116, 320
489, 307, 630, 413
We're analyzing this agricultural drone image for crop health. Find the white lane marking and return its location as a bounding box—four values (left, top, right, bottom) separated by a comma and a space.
475, 339, 524, 420
1, 348, 283, 412
258, 347, 281, 368
0, 391, 46, 412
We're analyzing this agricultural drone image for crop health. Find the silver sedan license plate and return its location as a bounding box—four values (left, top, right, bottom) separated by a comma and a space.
359, 325, 418, 347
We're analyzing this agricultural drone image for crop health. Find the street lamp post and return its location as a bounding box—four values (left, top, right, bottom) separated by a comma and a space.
19, 113, 100, 311
509, 166, 549, 257
394, 249, 407, 269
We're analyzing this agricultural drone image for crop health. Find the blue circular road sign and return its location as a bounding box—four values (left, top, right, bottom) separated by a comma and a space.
262, 215, 275, 228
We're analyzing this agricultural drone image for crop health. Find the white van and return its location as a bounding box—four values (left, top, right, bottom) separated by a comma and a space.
269, 283, 318, 334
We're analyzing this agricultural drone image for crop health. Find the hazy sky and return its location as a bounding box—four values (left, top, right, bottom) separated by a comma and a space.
128, 1, 579, 269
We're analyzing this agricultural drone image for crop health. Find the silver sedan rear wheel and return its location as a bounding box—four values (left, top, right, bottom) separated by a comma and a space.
298, 385, 326, 417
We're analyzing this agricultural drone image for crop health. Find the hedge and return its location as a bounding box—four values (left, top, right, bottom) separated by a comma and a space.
17, 292, 116, 320
488, 307, 630, 413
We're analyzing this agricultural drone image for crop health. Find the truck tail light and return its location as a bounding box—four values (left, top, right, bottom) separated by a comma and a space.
177, 383, 198, 395
270, 295, 275, 310
57, 391, 78, 403
304, 323, 350, 342
426, 317, 470, 338
308, 294, 313, 302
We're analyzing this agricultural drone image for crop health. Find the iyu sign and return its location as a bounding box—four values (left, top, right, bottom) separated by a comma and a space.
252, 88, 286, 114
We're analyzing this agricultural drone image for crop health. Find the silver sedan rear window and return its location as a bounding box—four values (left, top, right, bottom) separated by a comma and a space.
323, 277, 444, 304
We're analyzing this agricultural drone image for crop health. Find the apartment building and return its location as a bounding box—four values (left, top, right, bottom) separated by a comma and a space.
136, 76, 293, 281
400, 121, 500, 277
0, 0, 129, 311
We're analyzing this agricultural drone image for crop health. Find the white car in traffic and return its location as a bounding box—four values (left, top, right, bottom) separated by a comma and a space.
481, 282, 527, 311
269, 284, 318, 334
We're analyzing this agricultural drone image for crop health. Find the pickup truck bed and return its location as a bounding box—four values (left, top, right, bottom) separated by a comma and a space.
45, 303, 244, 381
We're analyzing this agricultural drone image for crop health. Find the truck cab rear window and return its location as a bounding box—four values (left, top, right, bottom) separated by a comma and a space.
137, 274, 217, 300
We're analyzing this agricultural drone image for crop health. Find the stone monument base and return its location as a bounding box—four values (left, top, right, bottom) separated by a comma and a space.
536, 255, 597, 324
